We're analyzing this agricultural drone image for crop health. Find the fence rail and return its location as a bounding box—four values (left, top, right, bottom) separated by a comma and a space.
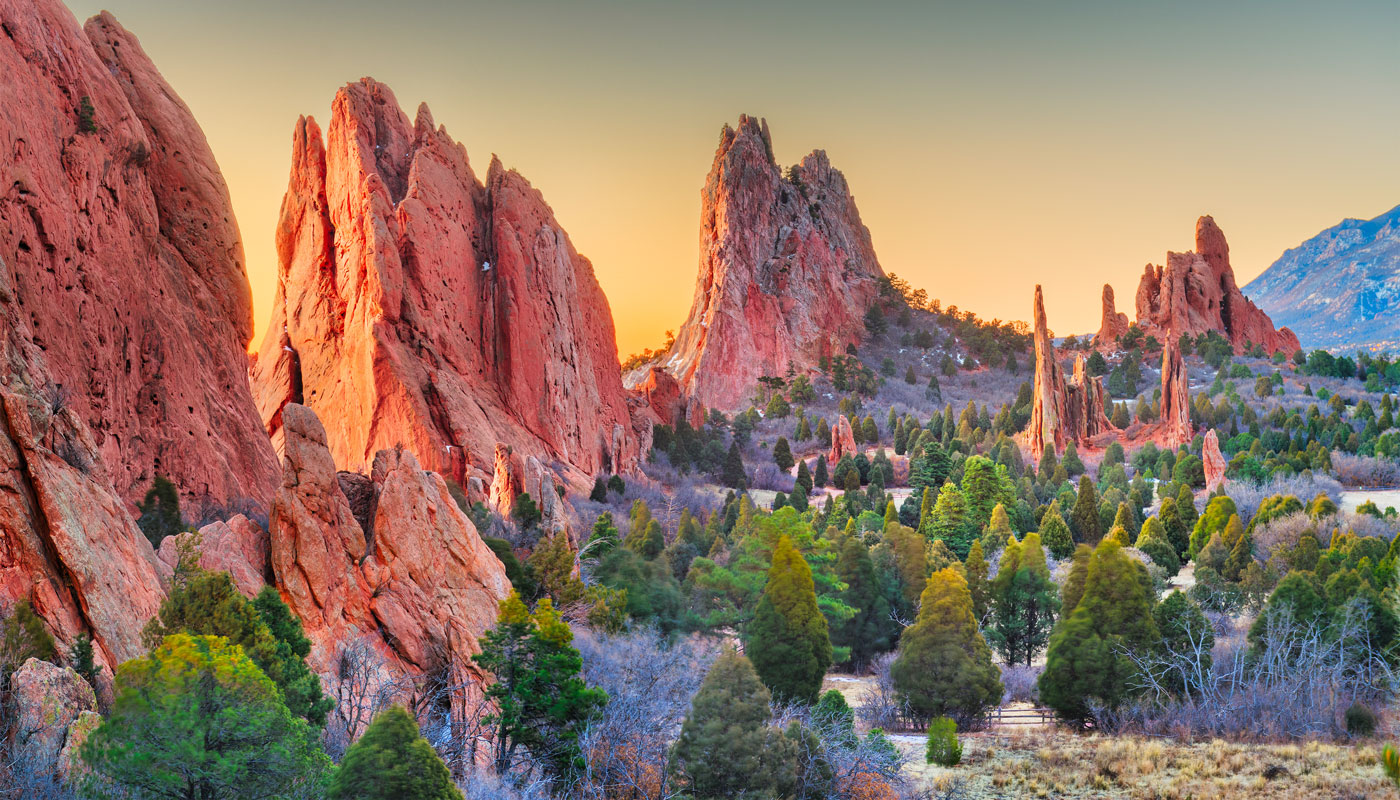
984, 706, 1056, 727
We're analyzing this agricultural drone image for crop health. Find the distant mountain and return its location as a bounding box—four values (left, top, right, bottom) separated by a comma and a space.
1244, 204, 1400, 352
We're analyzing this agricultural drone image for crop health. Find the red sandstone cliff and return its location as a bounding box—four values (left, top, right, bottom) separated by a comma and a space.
1134, 217, 1300, 356
0, 1, 279, 516
251, 79, 647, 489
656, 116, 885, 411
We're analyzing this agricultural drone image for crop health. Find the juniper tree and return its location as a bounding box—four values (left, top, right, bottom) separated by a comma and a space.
745, 535, 833, 704
891, 567, 1002, 725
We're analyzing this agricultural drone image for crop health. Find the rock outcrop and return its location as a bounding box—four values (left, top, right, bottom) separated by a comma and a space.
1025, 286, 1114, 455
1202, 429, 1227, 490
0, 0, 279, 516
635, 366, 703, 429
1094, 284, 1130, 347
1134, 217, 1301, 356
829, 415, 858, 464
8, 658, 96, 776
656, 116, 885, 411
157, 514, 269, 599
251, 79, 645, 495
268, 404, 509, 680
1160, 335, 1193, 449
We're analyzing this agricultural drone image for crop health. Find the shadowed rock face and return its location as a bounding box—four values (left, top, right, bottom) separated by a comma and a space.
0, 1, 279, 516
1160, 334, 1192, 449
252, 79, 648, 492
1135, 217, 1300, 356
1025, 286, 1113, 455
658, 115, 885, 411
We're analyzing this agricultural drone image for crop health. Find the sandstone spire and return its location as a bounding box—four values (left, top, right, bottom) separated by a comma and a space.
1094, 284, 1129, 347
1160, 332, 1192, 449
251, 79, 648, 491
1025, 286, 1113, 456
656, 116, 885, 410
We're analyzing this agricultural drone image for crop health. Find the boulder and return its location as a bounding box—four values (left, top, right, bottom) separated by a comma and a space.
1134, 217, 1301, 356
829, 415, 858, 464
9, 658, 97, 776
57, 710, 101, 784
0, 0, 278, 516
157, 514, 269, 598
250, 79, 646, 492
656, 116, 885, 411
1203, 429, 1227, 491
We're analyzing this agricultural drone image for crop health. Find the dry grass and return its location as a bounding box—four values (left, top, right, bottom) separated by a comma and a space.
898, 728, 1398, 799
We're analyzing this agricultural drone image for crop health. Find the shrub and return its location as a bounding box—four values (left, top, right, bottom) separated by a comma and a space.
1345, 701, 1377, 737
925, 716, 962, 766
76, 96, 96, 133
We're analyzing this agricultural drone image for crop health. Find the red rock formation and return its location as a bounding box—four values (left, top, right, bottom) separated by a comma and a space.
636, 366, 704, 428
1134, 217, 1301, 356
1160, 335, 1193, 449
829, 415, 858, 464
268, 403, 509, 679
658, 116, 885, 411
9, 658, 96, 776
1202, 429, 1227, 491
0, 0, 278, 516
488, 443, 526, 518
157, 515, 269, 599
1094, 284, 1130, 348
1025, 287, 1114, 455
251, 79, 645, 494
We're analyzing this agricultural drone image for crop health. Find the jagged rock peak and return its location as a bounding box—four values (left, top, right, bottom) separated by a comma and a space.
1095, 283, 1129, 347
654, 115, 885, 410
1025, 286, 1113, 456
0, 0, 279, 515
252, 77, 649, 494
1133, 216, 1300, 356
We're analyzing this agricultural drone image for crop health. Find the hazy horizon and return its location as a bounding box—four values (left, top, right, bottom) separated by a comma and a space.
65, 0, 1400, 355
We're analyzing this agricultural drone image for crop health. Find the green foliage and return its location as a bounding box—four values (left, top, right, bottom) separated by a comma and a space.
1153, 591, 1212, 694
474, 592, 607, 779
485, 536, 541, 599
669, 648, 791, 799
1070, 475, 1101, 545
80, 634, 328, 799
136, 475, 185, 549
512, 491, 543, 530
1345, 701, 1377, 738
143, 569, 331, 725
963, 539, 991, 622
813, 689, 856, 744
1037, 503, 1074, 560
987, 533, 1059, 666
1189, 496, 1237, 559
773, 437, 795, 472
722, 441, 747, 489
328, 706, 461, 800
1039, 540, 1159, 722
746, 535, 833, 704
68, 632, 99, 693
925, 716, 962, 766
831, 537, 893, 670
0, 598, 57, 680
892, 567, 1002, 724
77, 95, 96, 133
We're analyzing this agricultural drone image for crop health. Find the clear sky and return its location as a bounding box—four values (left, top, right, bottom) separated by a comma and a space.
65, 0, 1400, 355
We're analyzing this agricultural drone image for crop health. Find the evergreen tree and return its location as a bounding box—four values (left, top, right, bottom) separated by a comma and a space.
1158, 497, 1190, 559
1189, 496, 1237, 559
891, 567, 1003, 725
722, 441, 747, 489
1059, 544, 1093, 618
831, 538, 893, 671
589, 477, 608, 502
1039, 540, 1160, 722
746, 536, 833, 704
67, 632, 99, 693
474, 592, 608, 779
964, 539, 991, 622
773, 437, 796, 472
1037, 444, 1058, 483
1037, 502, 1074, 559
813, 455, 829, 488
136, 475, 184, 548
583, 512, 621, 560
988, 533, 1058, 665
512, 492, 542, 530
1070, 475, 1101, 544
981, 503, 1015, 556
669, 648, 792, 799
81, 634, 327, 799
795, 460, 813, 496
1134, 517, 1180, 574
0, 599, 56, 679
328, 706, 462, 800
925, 482, 976, 558
960, 456, 1012, 533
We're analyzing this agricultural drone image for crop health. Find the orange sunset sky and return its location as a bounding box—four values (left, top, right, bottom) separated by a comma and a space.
65, 0, 1400, 356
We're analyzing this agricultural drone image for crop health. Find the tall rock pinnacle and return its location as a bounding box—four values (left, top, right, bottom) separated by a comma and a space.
251, 79, 648, 488
1025, 286, 1113, 455
657, 115, 885, 410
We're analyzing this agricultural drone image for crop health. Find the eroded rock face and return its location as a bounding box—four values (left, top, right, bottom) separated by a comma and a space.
829, 415, 858, 464
9, 658, 97, 777
1025, 286, 1113, 455
636, 366, 703, 429
1203, 429, 1227, 491
0, 0, 278, 516
1134, 217, 1301, 356
251, 79, 645, 495
658, 116, 885, 411
157, 515, 269, 599
1160, 336, 1193, 450
1095, 284, 1130, 347
268, 404, 509, 681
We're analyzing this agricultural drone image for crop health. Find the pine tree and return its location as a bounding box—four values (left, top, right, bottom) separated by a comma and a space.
1059, 544, 1093, 617
813, 455, 829, 488
1037, 502, 1074, 560
988, 532, 1059, 665
795, 460, 813, 496
669, 649, 791, 799
722, 441, 747, 489
1070, 475, 1101, 544
981, 503, 1015, 556
964, 539, 991, 622
328, 706, 462, 800
774, 437, 796, 472
891, 567, 1003, 724
589, 477, 608, 502
746, 535, 833, 704
832, 537, 893, 670
1039, 539, 1160, 722
67, 632, 99, 693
